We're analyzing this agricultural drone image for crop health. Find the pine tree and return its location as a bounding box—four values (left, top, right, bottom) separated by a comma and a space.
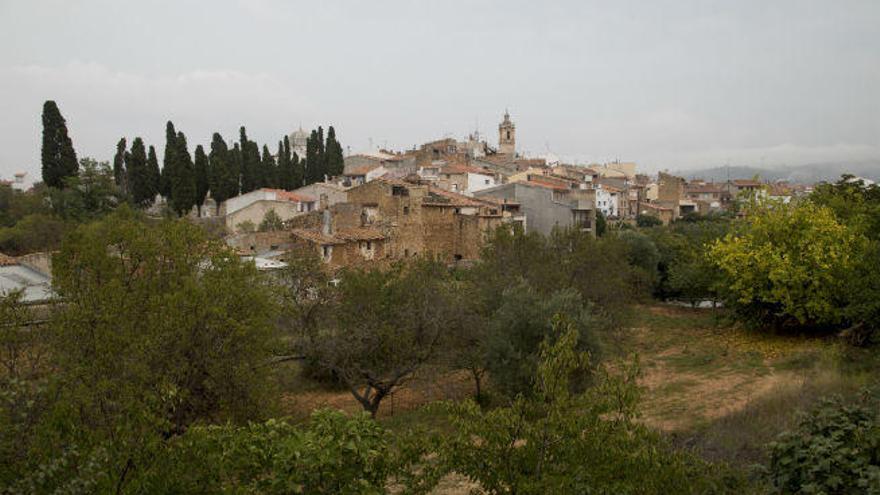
147, 145, 161, 201
160, 121, 177, 198
41, 100, 79, 188
113, 138, 127, 192
127, 137, 151, 206
194, 144, 210, 213
325, 126, 345, 177
170, 131, 196, 216
261, 144, 277, 188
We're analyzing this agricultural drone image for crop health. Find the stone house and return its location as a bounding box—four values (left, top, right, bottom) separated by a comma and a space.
287, 177, 512, 266
474, 180, 596, 237
292, 182, 348, 209
220, 188, 316, 233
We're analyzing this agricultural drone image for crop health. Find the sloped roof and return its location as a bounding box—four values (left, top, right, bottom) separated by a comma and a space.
260, 188, 315, 203
0, 252, 17, 266
292, 228, 385, 245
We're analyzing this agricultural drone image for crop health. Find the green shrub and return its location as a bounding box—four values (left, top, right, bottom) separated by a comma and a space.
764, 395, 880, 494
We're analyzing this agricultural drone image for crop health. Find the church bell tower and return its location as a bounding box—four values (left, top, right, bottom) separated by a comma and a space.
498, 110, 516, 156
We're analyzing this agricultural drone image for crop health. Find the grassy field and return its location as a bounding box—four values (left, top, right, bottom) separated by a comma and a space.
618, 304, 880, 467
276, 303, 879, 492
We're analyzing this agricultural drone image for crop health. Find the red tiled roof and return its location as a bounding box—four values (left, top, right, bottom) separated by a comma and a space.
440, 164, 493, 176
733, 180, 763, 187
261, 188, 315, 203
686, 184, 723, 194
292, 228, 384, 245
334, 228, 385, 241
291, 229, 343, 245
525, 178, 570, 192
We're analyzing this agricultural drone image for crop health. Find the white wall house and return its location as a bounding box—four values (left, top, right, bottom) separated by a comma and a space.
466, 171, 497, 195
595, 187, 619, 218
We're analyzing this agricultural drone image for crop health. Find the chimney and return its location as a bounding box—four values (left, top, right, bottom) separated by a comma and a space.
322, 209, 332, 235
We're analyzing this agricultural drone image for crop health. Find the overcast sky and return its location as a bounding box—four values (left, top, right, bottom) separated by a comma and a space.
1, 0, 878, 182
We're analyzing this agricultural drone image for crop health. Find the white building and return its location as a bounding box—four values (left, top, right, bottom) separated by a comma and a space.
595, 185, 620, 218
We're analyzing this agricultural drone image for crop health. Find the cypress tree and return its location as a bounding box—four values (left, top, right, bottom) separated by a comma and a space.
147, 145, 161, 201
113, 138, 127, 191
325, 126, 345, 177
277, 140, 290, 190
170, 131, 196, 216
194, 144, 210, 213
127, 137, 151, 206
41, 100, 79, 188
208, 133, 236, 213
232, 143, 243, 195
292, 151, 303, 189
239, 127, 262, 193
304, 129, 320, 185
261, 144, 277, 188
160, 121, 177, 198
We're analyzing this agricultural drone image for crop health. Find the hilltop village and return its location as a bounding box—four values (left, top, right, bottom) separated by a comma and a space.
202, 111, 814, 271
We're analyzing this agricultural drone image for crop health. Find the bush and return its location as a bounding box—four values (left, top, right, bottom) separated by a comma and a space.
764, 394, 880, 494
637, 215, 663, 228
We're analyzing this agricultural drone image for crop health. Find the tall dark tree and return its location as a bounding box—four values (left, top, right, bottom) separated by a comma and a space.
112, 138, 127, 192
305, 129, 323, 185
277, 139, 292, 190
41, 100, 79, 188
239, 127, 262, 193
232, 143, 243, 194
160, 121, 177, 197
292, 151, 304, 189
208, 133, 237, 213
147, 145, 161, 201
127, 137, 151, 206
325, 126, 345, 177
260, 144, 277, 188
194, 144, 210, 214
170, 131, 196, 216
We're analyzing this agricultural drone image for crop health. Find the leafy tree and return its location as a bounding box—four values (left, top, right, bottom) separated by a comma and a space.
50, 158, 119, 220
595, 209, 607, 236
139, 410, 398, 494
709, 200, 862, 329
169, 131, 196, 216
811, 175, 880, 239
301, 260, 450, 417
637, 214, 663, 228
40, 100, 78, 189
485, 280, 601, 399
764, 395, 880, 494
434, 318, 736, 494
0, 213, 68, 255
127, 137, 152, 206
36, 208, 278, 491
193, 144, 209, 214
258, 209, 284, 232
112, 138, 127, 192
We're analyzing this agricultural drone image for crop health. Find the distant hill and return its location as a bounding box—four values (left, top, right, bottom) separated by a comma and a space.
672, 162, 880, 184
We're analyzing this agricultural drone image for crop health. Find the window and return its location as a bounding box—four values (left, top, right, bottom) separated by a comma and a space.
321, 245, 332, 262
403, 206, 410, 215
484, 179, 490, 185
404, 249, 410, 257
451, 184, 458, 192
392, 185, 409, 196
506, 131, 511, 140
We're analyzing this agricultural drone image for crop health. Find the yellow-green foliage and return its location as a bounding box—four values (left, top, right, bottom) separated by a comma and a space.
709, 201, 863, 326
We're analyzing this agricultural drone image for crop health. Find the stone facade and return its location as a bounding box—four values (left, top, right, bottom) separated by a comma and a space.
498, 111, 516, 156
